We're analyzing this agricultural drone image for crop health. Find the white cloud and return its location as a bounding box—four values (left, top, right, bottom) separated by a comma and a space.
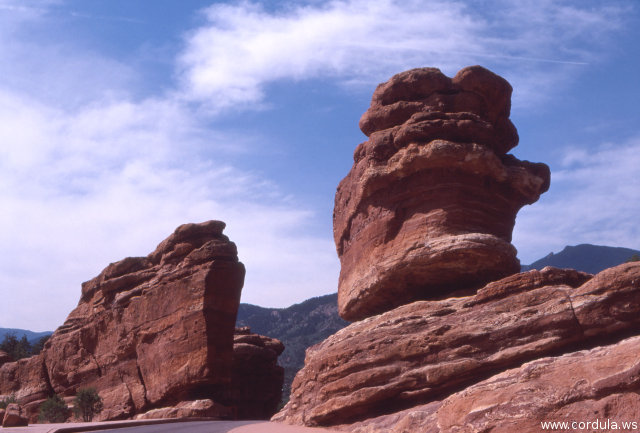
0, 90, 339, 331
0, 2, 340, 331
513, 136, 640, 263
178, 0, 626, 110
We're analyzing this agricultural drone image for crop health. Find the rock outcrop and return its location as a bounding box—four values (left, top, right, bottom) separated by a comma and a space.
334, 66, 550, 321
2, 403, 28, 427
135, 399, 233, 420
274, 65, 640, 433
274, 263, 640, 427
230, 327, 285, 419
0, 220, 284, 421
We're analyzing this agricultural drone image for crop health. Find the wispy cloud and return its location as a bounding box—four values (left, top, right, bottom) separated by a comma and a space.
178, 0, 626, 110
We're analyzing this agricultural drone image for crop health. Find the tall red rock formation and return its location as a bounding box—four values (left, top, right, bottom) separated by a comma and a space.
334, 66, 550, 321
274, 66, 640, 433
0, 220, 284, 421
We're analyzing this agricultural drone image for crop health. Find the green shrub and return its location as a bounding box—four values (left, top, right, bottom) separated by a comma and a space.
39, 394, 70, 423
0, 394, 17, 409
73, 388, 103, 422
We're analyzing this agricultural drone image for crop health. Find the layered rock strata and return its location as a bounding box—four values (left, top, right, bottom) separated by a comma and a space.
334, 66, 550, 321
274, 263, 640, 429
0, 220, 284, 421
274, 66, 640, 432
345, 333, 640, 433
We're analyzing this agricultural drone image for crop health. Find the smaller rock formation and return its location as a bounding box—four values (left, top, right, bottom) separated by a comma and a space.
0, 355, 51, 420
334, 66, 550, 321
135, 399, 232, 420
134, 327, 285, 421
230, 327, 285, 419
2, 403, 28, 427
0, 220, 283, 422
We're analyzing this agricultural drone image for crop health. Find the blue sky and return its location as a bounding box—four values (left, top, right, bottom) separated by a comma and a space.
1, 0, 638, 331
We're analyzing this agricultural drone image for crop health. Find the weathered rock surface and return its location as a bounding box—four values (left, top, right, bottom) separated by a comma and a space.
135, 399, 232, 420
344, 334, 640, 433
275, 66, 640, 432
0, 220, 251, 421
334, 66, 550, 321
2, 403, 28, 427
230, 327, 285, 420
274, 263, 640, 427
0, 354, 51, 419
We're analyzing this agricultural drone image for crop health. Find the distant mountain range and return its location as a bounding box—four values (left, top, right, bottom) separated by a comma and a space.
521, 244, 640, 274
0, 328, 52, 344
5, 243, 638, 403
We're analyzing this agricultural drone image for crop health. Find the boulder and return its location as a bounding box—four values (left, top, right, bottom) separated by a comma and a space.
229, 327, 285, 419
334, 66, 550, 321
0, 354, 52, 421
135, 399, 232, 420
2, 403, 28, 427
274, 263, 640, 427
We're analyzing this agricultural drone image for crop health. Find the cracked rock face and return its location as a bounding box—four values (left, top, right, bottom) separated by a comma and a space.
0, 221, 247, 421
273, 263, 640, 429
334, 66, 550, 321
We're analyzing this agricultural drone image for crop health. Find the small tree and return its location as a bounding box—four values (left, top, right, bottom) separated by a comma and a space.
73, 388, 103, 422
39, 394, 70, 423
0, 394, 17, 409
0, 333, 32, 360
627, 254, 640, 263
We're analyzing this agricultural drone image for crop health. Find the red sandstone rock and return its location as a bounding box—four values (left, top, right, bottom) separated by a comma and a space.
1, 221, 248, 421
230, 327, 285, 419
0, 354, 51, 421
344, 334, 640, 433
135, 399, 233, 420
129, 327, 286, 421
2, 403, 28, 427
274, 264, 640, 427
334, 66, 550, 321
